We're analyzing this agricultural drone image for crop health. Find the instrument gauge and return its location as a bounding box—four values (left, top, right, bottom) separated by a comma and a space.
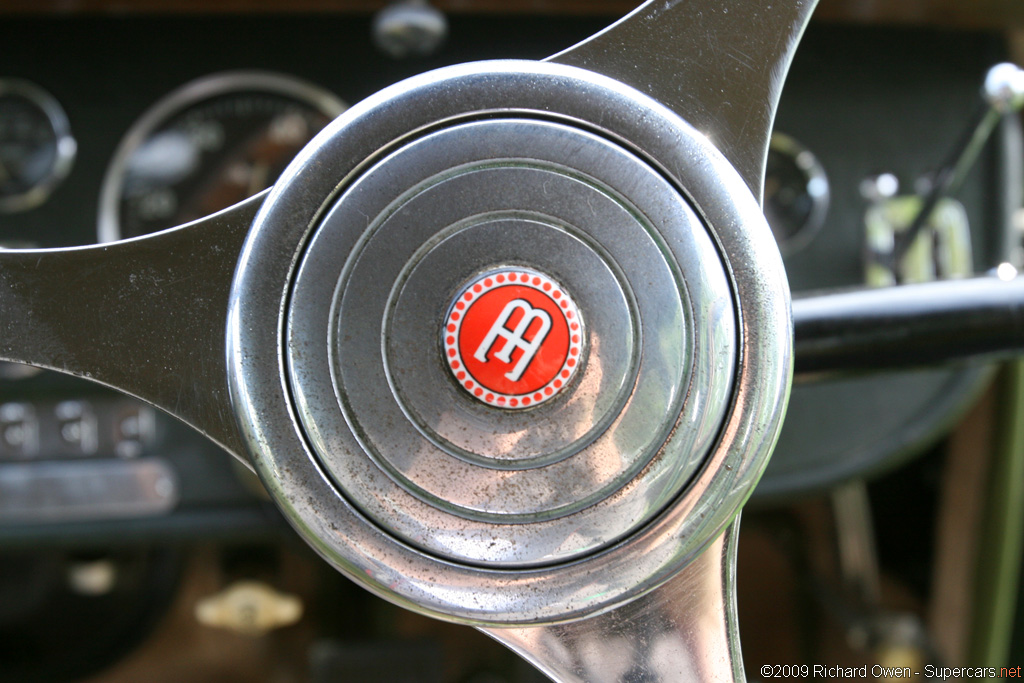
0, 79, 76, 213
98, 71, 346, 241
764, 132, 829, 253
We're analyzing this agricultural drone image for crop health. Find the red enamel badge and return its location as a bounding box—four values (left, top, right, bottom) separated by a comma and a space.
444, 268, 583, 408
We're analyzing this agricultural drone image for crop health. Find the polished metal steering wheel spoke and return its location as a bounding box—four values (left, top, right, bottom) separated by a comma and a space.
0, 195, 262, 465
552, 0, 818, 196
484, 521, 743, 683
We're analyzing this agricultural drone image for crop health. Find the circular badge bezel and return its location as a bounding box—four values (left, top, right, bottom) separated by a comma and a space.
227, 60, 792, 626
444, 267, 584, 409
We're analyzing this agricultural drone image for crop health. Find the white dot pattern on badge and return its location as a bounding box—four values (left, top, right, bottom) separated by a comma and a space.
443, 268, 583, 409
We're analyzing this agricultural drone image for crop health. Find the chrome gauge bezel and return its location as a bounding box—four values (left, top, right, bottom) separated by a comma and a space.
766, 132, 830, 255
96, 70, 346, 242
0, 79, 77, 214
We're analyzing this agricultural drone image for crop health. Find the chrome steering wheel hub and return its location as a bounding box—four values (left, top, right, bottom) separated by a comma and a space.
228, 60, 791, 624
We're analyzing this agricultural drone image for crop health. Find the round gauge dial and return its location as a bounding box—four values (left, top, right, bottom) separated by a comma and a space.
98, 72, 346, 241
0, 79, 76, 213
764, 132, 829, 253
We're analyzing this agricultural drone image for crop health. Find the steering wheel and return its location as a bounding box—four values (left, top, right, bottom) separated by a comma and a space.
0, 1, 816, 680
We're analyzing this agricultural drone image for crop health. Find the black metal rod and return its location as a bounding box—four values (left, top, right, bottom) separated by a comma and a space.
890, 105, 1000, 267
888, 63, 1024, 274
793, 275, 1024, 379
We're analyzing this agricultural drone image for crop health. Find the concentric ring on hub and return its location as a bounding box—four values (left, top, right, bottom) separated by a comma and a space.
286, 117, 732, 563
228, 60, 791, 625
383, 209, 638, 470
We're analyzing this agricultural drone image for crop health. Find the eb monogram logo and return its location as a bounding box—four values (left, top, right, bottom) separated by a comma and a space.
473, 299, 552, 382
444, 268, 583, 409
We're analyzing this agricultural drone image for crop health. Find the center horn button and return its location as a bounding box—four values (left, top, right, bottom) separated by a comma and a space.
286, 116, 734, 566
230, 61, 790, 623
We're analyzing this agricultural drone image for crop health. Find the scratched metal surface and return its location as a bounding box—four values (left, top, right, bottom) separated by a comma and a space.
0, 195, 262, 463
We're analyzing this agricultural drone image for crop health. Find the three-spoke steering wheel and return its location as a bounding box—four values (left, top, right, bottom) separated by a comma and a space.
0, 2, 818, 680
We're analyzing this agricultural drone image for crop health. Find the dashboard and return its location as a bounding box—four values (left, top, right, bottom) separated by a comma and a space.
0, 9, 1014, 520
0, 3, 1022, 681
